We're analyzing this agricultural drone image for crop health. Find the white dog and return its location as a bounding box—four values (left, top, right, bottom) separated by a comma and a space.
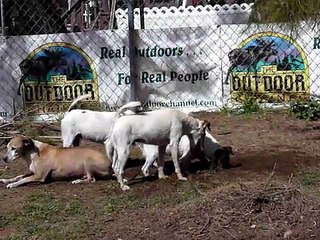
140, 130, 233, 176
61, 94, 141, 147
106, 109, 211, 191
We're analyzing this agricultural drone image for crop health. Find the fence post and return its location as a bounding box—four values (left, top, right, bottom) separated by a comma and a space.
0, 0, 4, 35
139, 0, 145, 29
127, 0, 138, 101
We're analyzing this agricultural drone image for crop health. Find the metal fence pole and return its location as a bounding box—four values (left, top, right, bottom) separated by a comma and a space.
139, 0, 145, 30
127, 0, 138, 101
0, 0, 4, 35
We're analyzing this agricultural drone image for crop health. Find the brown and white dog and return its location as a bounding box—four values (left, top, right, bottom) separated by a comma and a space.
0, 135, 112, 188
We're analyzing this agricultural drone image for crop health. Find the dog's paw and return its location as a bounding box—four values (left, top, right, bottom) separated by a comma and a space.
121, 185, 130, 191
143, 173, 150, 178
178, 176, 188, 181
5, 183, 15, 188
0, 179, 8, 184
71, 179, 82, 184
142, 170, 150, 177
158, 174, 169, 179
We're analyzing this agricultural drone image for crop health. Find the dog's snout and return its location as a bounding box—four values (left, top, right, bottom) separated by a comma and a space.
3, 155, 8, 162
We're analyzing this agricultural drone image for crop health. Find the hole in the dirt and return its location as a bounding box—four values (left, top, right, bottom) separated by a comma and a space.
235, 149, 319, 175
254, 196, 270, 205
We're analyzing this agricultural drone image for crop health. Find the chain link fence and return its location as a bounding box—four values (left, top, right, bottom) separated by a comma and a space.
0, 0, 132, 123
0, 0, 317, 126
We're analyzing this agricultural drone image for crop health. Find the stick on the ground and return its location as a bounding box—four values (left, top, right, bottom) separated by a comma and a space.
198, 216, 212, 234
262, 163, 277, 189
0, 136, 61, 140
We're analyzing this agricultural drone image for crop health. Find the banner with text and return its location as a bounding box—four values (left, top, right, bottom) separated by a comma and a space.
220, 24, 316, 106
1, 23, 320, 118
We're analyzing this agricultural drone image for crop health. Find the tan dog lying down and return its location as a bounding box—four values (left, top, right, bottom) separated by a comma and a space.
0, 135, 112, 188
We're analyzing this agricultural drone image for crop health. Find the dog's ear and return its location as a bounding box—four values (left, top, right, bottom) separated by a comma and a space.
22, 137, 36, 149
223, 146, 234, 156
22, 138, 39, 155
22, 138, 33, 147
214, 148, 224, 159
201, 120, 211, 132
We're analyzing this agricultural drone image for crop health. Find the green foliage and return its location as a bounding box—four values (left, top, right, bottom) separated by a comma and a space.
6, 234, 23, 240
249, 0, 320, 24
299, 171, 320, 187
103, 182, 200, 213
240, 94, 261, 114
219, 93, 261, 116
219, 105, 233, 115
1, 183, 202, 239
289, 100, 320, 120
248, 0, 320, 36
2, 191, 86, 239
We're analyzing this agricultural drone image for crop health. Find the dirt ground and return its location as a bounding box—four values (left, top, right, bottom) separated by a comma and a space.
1, 110, 320, 240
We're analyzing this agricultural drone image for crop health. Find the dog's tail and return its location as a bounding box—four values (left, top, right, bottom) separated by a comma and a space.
108, 101, 142, 141
105, 138, 119, 171
115, 101, 142, 119
67, 93, 92, 112
105, 139, 114, 162
105, 101, 142, 162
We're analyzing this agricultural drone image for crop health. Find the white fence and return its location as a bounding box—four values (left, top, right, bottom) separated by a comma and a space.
115, 3, 254, 29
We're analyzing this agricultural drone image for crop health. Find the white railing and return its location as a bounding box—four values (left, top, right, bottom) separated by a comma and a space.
115, 3, 254, 30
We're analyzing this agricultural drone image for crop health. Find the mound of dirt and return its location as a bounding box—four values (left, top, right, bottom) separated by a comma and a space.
106, 182, 320, 240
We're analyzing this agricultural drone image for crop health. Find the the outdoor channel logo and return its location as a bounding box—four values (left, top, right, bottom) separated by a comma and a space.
19, 42, 98, 113
226, 32, 309, 103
